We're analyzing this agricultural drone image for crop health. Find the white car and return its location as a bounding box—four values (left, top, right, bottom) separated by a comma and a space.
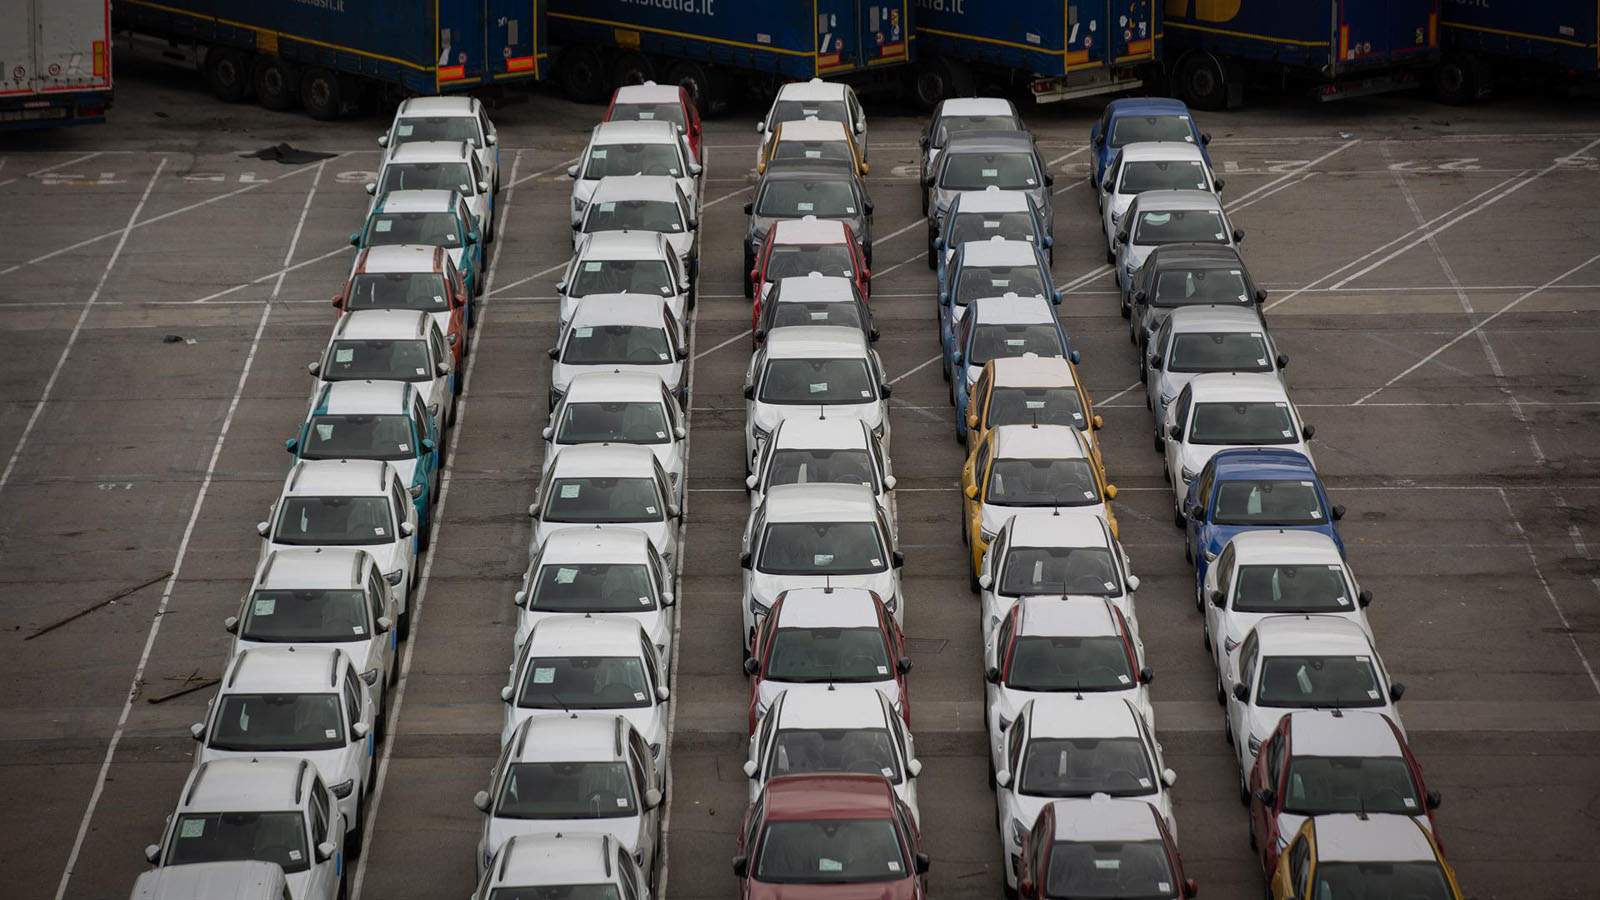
1145, 306, 1284, 436
755, 273, 876, 346
310, 308, 455, 436
513, 527, 675, 658
501, 615, 669, 762
932, 187, 1048, 274
379, 95, 499, 193
740, 485, 904, 650
984, 596, 1154, 771
548, 294, 686, 410
225, 548, 398, 708
746, 416, 896, 528
978, 512, 1138, 635
475, 833, 651, 900
545, 370, 687, 494
744, 687, 921, 822
1203, 530, 1373, 696
1113, 189, 1242, 293
994, 696, 1177, 893
919, 97, 1023, 201
1017, 796, 1193, 900
146, 757, 347, 900
189, 648, 375, 844
558, 230, 693, 328
350, 194, 481, 299
1224, 615, 1407, 799
529, 444, 679, 564
1160, 372, 1316, 520
573, 175, 698, 279
256, 459, 419, 640
473, 715, 663, 878
569, 120, 701, 226
757, 77, 867, 168
744, 326, 890, 471
744, 586, 909, 725
1100, 142, 1220, 255
367, 140, 493, 241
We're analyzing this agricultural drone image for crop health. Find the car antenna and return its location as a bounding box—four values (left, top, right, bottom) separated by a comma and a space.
818, 404, 826, 420
1074, 678, 1084, 701
1031, 410, 1039, 429
823, 574, 832, 593
1356, 791, 1368, 821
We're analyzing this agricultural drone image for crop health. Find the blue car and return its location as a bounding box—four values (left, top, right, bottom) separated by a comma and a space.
939, 238, 1060, 381
931, 187, 1052, 280
1089, 97, 1213, 189
285, 381, 442, 550
1182, 448, 1346, 601
353, 189, 485, 307
948, 295, 1077, 422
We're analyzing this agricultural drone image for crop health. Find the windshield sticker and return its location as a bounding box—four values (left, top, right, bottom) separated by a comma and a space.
1084, 491, 1096, 500
1025, 400, 1046, 409
1296, 666, 1314, 693
809, 311, 829, 320
881, 767, 894, 777
646, 506, 658, 515
416, 367, 427, 376
395, 124, 414, 137
1105, 582, 1117, 591
1357, 655, 1370, 662
670, 222, 682, 231
1257, 358, 1267, 366
819, 859, 843, 873
814, 553, 834, 566
1403, 797, 1416, 808
1138, 777, 1152, 788
860, 390, 871, 398
1336, 595, 1349, 606
398, 443, 410, 453
253, 598, 276, 616
1159, 883, 1172, 893
374, 526, 386, 536
656, 431, 667, 439
877, 665, 888, 674
991, 279, 1010, 287
1026, 178, 1037, 185
575, 327, 594, 338
1368, 690, 1381, 699
983, 220, 1000, 228
532, 667, 555, 684
179, 819, 205, 838
845, 206, 856, 214
634, 691, 647, 701
809, 382, 828, 393
659, 352, 670, 360
637, 111, 655, 120
871, 558, 882, 567
583, 261, 604, 272
1309, 510, 1322, 519
796, 202, 815, 212
804, 150, 822, 159
639, 595, 651, 605
374, 220, 393, 233
353, 625, 365, 635
1215, 232, 1226, 240
1005, 339, 1026, 347
1118, 673, 1130, 684
981, 168, 999, 178
560, 484, 581, 499
288, 850, 302, 861
1094, 859, 1120, 870
325, 729, 338, 739
555, 567, 578, 584
597, 202, 617, 214
335, 348, 354, 364
314, 424, 335, 442
886, 861, 901, 872
591, 149, 608, 159
1281, 430, 1293, 438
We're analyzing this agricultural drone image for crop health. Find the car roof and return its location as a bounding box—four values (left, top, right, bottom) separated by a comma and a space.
357, 244, 445, 275
494, 833, 618, 887
510, 715, 629, 763
1048, 795, 1163, 842
761, 773, 898, 820
775, 78, 849, 102
1109, 97, 1191, 116
775, 686, 888, 730
952, 187, 1034, 214
567, 293, 671, 326
760, 325, 870, 358
774, 588, 881, 630
588, 175, 682, 203
1312, 814, 1440, 863
548, 443, 659, 477
317, 379, 411, 415
334, 308, 432, 341
959, 237, 1043, 267
375, 189, 459, 213
1026, 696, 1141, 740
1164, 305, 1265, 333
614, 81, 683, 105
1227, 529, 1344, 565
770, 216, 850, 244
1129, 189, 1224, 212
1005, 511, 1111, 549
386, 140, 472, 163
397, 95, 477, 116
181, 757, 309, 813
132, 861, 287, 898
758, 164, 860, 185
1115, 141, 1208, 163
776, 117, 851, 142
528, 614, 646, 656
942, 131, 1038, 153
1145, 242, 1243, 267
989, 354, 1079, 388
577, 230, 672, 260
591, 119, 684, 145
967, 295, 1057, 324
563, 370, 669, 403
1186, 372, 1292, 403
990, 424, 1091, 461
762, 483, 880, 521
225, 646, 349, 693
1286, 710, 1404, 758
938, 97, 1016, 117
1209, 448, 1319, 480
284, 458, 393, 497
1252, 614, 1377, 655
773, 274, 859, 302
256, 547, 371, 591
1016, 595, 1119, 638
772, 416, 872, 451
538, 526, 653, 563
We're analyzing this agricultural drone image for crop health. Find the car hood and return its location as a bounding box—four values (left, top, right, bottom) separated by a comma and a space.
237, 637, 379, 675
537, 520, 672, 557
750, 401, 885, 436
981, 503, 1106, 539
572, 179, 600, 209
487, 815, 641, 864
285, 871, 315, 900
265, 539, 405, 581
661, 229, 694, 261
553, 360, 684, 394
1109, 193, 1135, 222
757, 677, 900, 719
508, 703, 666, 750
518, 608, 671, 657
390, 457, 419, 489
1124, 244, 1153, 274
750, 570, 896, 607
747, 878, 918, 900
201, 746, 351, 790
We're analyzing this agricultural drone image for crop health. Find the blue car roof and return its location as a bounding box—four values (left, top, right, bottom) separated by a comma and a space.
1210, 448, 1319, 480
1108, 97, 1192, 117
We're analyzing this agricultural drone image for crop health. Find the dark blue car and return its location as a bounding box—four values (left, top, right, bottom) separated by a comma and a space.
1089, 97, 1213, 188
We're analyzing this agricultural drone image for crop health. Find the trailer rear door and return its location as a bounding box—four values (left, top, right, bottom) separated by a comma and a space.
488, 0, 544, 80
437, 0, 490, 89
1063, 2, 1114, 70
0, 0, 111, 102
1108, 0, 1158, 64
860, 1, 911, 67
1334, 0, 1438, 72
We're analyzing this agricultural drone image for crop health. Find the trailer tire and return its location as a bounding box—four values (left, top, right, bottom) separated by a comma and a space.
611, 53, 655, 89
254, 57, 298, 111
666, 61, 717, 115
204, 48, 253, 103
556, 46, 609, 104
910, 61, 952, 112
300, 68, 343, 120
1432, 53, 1490, 105
1176, 53, 1227, 111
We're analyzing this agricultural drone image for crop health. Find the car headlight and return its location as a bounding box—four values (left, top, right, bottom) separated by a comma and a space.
754, 698, 770, 720
979, 528, 996, 545
751, 423, 771, 444
748, 596, 770, 617
572, 197, 587, 214
1180, 466, 1197, 483
882, 593, 898, 614
872, 422, 886, 441
385, 569, 404, 587
1010, 818, 1028, 849
892, 697, 905, 715
669, 471, 679, 486
550, 387, 565, 405
1247, 736, 1262, 756
1159, 392, 1176, 407
1204, 550, 1217, 562
1223, 636, 1239, 653
650, 741, 662, 762
1109, 210, 1121, 226
998, 713, 1013, 731
329, 779, 354, 799
361, 668, 379, 686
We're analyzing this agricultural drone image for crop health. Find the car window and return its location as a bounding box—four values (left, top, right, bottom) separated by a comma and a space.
1240, 632, 1260, 690
1289, 837, 1311, 894
457, 200, 474, 233
411, 402, 431, 446
1266, 728, 1286, 783
1196, 463, 1216, 514
1215, 543, 1236, 593
972, 441, 992, 489
618, 848, 640, 900
310, 778, 329, 844
390, 482, 408, 527
1006, 708, 1026, 770
1173, 384, 1192, 428
366, 572, 386, 624
342, 667, 362, 731
428, 326, 448, 366
476, 108, 492, 142
469, 154, 485, 189
994, 609, 1015, 668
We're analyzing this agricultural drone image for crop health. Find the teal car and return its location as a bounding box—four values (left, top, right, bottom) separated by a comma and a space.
285, 381, 442, 550
353, 189, 484, 303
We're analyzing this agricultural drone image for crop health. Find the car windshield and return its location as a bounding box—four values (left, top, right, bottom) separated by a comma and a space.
518, 656, 651, 709
1167, 333, 1272, 374
1110, 114, 1195, 147
759, 358, 876, 405
495, 762, 637, 819
757, 522, 887, 575
562, 324, 673, 365
240, 589, 372, 642
611, 101, 686, 128
937, 114, 1020, 145
346, 272, 453, 312
1000, 547, 1120, 596
321, 339, 433, 382
770, 727, 901, 781
988, 387, 1086, 430
584, 198, 684, 234
585, 143, 683, 179
1282, 756, 1422, 816
1133, 209, 1228, 245
1231, 565, 1353, 614
1257, 656, 1385, 708
491, 888, 620, 900
1310, 862, 1454, 900
1187, 402, 1297, 445
766, 245, 856, 281
1151, 267, 1250, 307
529, 562, 657, 613
393, 116, 480, 146
754, 819, 906, 884
950, 211, 1037, 245
1045, 839, 1176, 900
300, 414, 415, 461
569, 258, 676, 297
757, 180, 859, 217
769, 99, 850, 128
1211, 480, 1325, 526
543, 477, 662, 524
987, 458, 1101, 506
208, 694, 345, 751
767, 448, 875, 491
1020, 737, 1155, 798
555, 401, 671, 445
955, 265, 1047, 304
764, 626, 892, 682
1007, 636, 1135, 692
273, 496, 395, 546
167, 812, 310, 874
968, 324, 1062, 366
1119, 160, 1209, 193
363, 212, 463, 247
770, 301, 865, 332
940, 151, 1040, 191
379, 162, 473, 193
773, 140, 852, 164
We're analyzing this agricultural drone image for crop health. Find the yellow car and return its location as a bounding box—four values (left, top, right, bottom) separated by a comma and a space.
963, 354, 1105, 471
961, 424, 1118, 591
757, 117, 868, 177
1270, 814, 1464, 900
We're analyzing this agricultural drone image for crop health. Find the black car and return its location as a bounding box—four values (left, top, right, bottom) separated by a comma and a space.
1126, 243, 1266, 363
754, 274, 877, 349
744, 164, 874, 283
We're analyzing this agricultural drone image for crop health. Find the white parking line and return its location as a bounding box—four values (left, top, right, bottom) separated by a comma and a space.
50, 157, 328, 900
482, 260, 570, 299
693, 329, 752, 361
189, 244, 349, 304
0, 151, 106, 188
1224, 140, 1359, 208
888, 354, 943, 384
1499, 487, 1600, 697
0, 159, 166, 500
871, 250, 927, 278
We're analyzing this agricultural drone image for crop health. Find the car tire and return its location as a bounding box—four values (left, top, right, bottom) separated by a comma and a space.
742, 249, 755, 300
1431, 52, 1490, 106
1105, 248, 1115, 266
1177, 52, 1229, 111
956, 424, 965, 444
337, 866, 349, 900
1184, 541, 1193, 564
969, 564, 980, 594
299, 67, 343, 120
926, 236, 937, 270
1216, 674, 1227, 706
610, 52, 655, 89
1239, 771, 1251, 806
1153, 432, 1164, 454
346, 799, 365, 860
920, 177, 929, 216
397, 604, 412, 642
204, 48, 253, 103
417, 513, 431, 553
1173, 502, 1185, 529
665, 61, 716, 115
1202, 626, 1212, 652
252, 57, 297, 111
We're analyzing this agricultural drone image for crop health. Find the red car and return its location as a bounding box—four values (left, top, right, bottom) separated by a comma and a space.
604, 80, 703, 161
335, 245, 469, 367
733, 774, 929, 900
744, 587, 911, 734
1248, 709, 1442, 879
1017, 796, 1196, 900
747, 216, 870, 300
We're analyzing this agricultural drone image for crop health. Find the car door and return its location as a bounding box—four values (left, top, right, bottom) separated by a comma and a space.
1204, 541, 1235, 655
1164, 383, 1193, 487
1253, 724, 1289, 864
410, 393, 438, 496
342, 665, 370, 791
366, 567, 396, 671
467, 153, 492, 231
1230, 632, 1261, 757
963, 437, 992, 538
309, 779, 338, 898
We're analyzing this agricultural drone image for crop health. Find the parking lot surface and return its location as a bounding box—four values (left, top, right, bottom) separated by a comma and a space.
3, 64, 1600, 900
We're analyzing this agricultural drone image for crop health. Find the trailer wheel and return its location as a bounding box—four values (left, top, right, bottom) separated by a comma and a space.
1177, 53, 1227, 111
666, 61, 716, 116
556, 46, 609, 104
300, 68, 343, 120
612, 53, 655, 89
910, 61, 952, 112
1432, 53, 1490, 105
204, 48, 252, 103
254, 57, 298, 111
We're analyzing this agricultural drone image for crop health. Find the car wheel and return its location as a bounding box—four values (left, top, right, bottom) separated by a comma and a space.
416, 512, 430, 553
960, 517, 969, 547
252, 57, 297, 111
1105, 247, 1115, 266
346, 798, 365, 859
447, 396, 458, 426
969, 563, 980, 594
1202, 625, 1212, 652
666, 61, 717, 115
1196, 580, 1207, 613
742, 629, 754, 663
204, 48, 253, 103
955, 423, 965, 444
1153, 432, 1164, 454
1173, 501, 1185, 529
397, 600, 412, 642
742, 250, 755, 299
610, 52, 655, 89
1224, 712, 1235, 745
1177, 52, 1229, 111
1239, 770, 1251, 806
920, 178, 930, 216
926, 239, 937, 270
1432, 52, 1491, 105
555, 45, 609, 104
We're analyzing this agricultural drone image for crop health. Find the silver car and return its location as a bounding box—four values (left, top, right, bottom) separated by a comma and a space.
925, 131, 1053, 259
548, 295, 686, 411
544, 370, 687, 495
1145, 306, 1286, 442
569, 120, 701, 226
1113, 189, 1243, 306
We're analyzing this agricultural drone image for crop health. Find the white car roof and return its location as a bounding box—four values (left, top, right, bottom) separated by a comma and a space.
224, 646, 350, 694
1026, 696, 1142, 740
1049, 795, 1163, 842
760, 325, 870, 359
334, 308, 433, 341
989, 354, 1079, 389
396, 96, 478, 117
563, 370, 669, 404
256, 547, 371, 591
1285, 709, 1404, 758
774, 588, 881, 629
376, 189, 458, 213
1130, 189, 1224, 213
952, 187, 1033, 214
991, 424, 1092, 462
1015, 596, 1120, 638
776, 685, 888, 730
180, 757, 310, 813
776, 117, 851, 142
358, 244, 444, 275
776, 78, 848, 102
528, 614, 647, 656
547, 443, 659, 478
614, 81, 682, 105
770, 216, 850, 244
1186, 372, 1293, 404
318, 379, 410, 415
959, 237, 1042, 267
1116, 141, 1209, 164
1164, 305, 1267, 333
938, 97, 1015, 117
386, 140, 473, 164
537, 526, 654, 564
509, 715, 631, 763
773, 274, 859, 302
1312, 814, 1439, 863
967, 295, 1057, 325
283, 458, 394, 498
1005, 512, 1112, 550
772, 416, 872, 451
591, 119, 684, 145
1227, 530, 1344, 566
567, 294, 671, 327
493, 833, 619, 888
577, 230, 673, 260
761, 483, 879, 522
1252, 614, 1379, 656
588, 175, 682, 204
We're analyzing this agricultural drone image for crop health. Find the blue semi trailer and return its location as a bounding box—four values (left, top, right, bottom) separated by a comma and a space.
1434, 0, 1599, 103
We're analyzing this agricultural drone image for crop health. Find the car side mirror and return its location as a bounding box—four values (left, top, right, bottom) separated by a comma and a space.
547, 347, 560, 360
1102, 179, 1114, 192
541, 425, 554, 440
1210, 589, 1226, 608
1116, 231, 1129, 244
1426, 790, 1442, 809
363, 182, 376, 195
896, 657, 913, 674
739, 551, 752, 570
1200, 132, 1212, 145
566, 165, 579, 179
1256, 289, 1268, 303
408, 483, 424, 499
1276, 353, 1289, 370
399, 521, 415, 537
745, 474, 759, 491
527, 503, 541, 519
332, 293, 344, 307
377, 134, 389, 147
1302, 424, 1316, 440
689, 162, 704, 177
677, 345, 690, 361
315, 841, 336, 862
1092, 414, 1104, 430
437, 360, 451, 375
1358, 589, 1373, 608
934, 236, 944, 250
918, 133, 929, 148
1104, 484, 1117, 499
486, 133, 498, 146
477, 180, 490, 193
978, 573, 992, 589
1125, 574, 1140, 592
376, 616, 392, 633
742, 759, 758, 778
743, 202, 754, 215
732, 855, 749, 877
743, 384, 756, 400
1169, 424, 1183, 440
145, 844, 161, 863
1043, 173, 1054, 187
571, 222, 581, 232
224, 615, 239, 633
1140, 667, 1155, 685
512, 590, 528, 607
1184, 877, 1199, 898
352, 721, 369, 739
966, 413, 979, 429
446, 333, 458, 346
915, 852, 931, 874
880, 383, 892, 399
863, 201, 875, 215
1214, 178, 1226, 191
1233, 683, 1249, 702
189, 722, 205, 741
1043, 235, 1053, 248
1255, 787, 1277, 807
1328, 504, 1345, 521
985, 665, 1001, 684
907, 758, 922, 778
307, 361, 321, 376
348, 233, 361, 246
1189, 502, 1205, 520
964, 484, 978, 500
284, 437, 299, 454
883, 475, 897, 491
892, 551, 905, 568
494, 685, 510, 702
1051, 290, 1062, 306
995, 769, 1011, 788
922, 175, 935, 188
256, 521, 270, 537
952, 351, 964, 366
1232, 228, 1245, 242
1134, 290, 1147, 304
661, 590, 676, 606
675, 425, 687, 440
467, 231, 480, 244
1389, 683, 1406, 702
869, 327, 880, 343
655, 685, 671, 702
742, 657, 760, 676
1018, 878, 1034, 896
472, 790, 491, 812
938, 290, 950, 306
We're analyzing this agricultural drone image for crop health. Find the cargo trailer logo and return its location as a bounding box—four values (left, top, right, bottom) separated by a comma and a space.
617, 0, 717, 14
1163, 0, 1242, 21
915, 0, 966, 14
289, 0, 348, 10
